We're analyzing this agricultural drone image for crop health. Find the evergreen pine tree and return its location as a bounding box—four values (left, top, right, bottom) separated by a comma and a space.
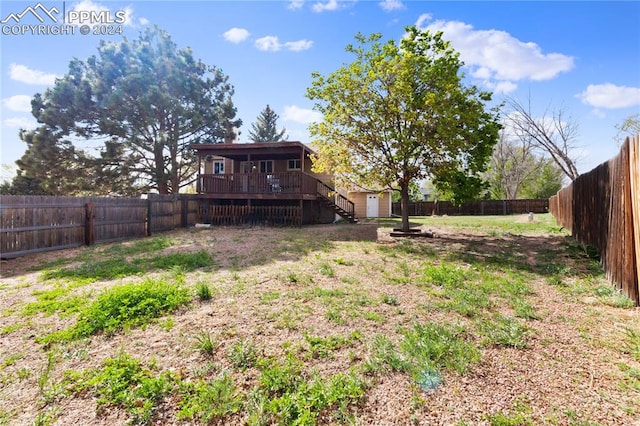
247, 105, 288, 143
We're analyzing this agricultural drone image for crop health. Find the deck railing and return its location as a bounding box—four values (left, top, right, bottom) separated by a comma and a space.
316, 180, 355, 218
198, 172, 318, 196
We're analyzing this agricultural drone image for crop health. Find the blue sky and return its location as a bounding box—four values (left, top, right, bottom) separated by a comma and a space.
1, 0, 639, 183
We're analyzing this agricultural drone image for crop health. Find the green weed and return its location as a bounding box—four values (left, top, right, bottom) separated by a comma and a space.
177, 372, 243, 423
144, 250, 213, 271
303, 333, 353, 359
479, 315, 529, 348
195, 282, 212, 301
194, 331, 217, 356
381, 294, 399, 306
42, 279, 190, 343
363, 311, 385, 323
21, 285, 87, 317
326, 307, 345, 324
228, 338, 259, 370
618, 363, 640, 392
273, 308, 302, 331
594, 285, 635, 308
333, 257, 354, 266
42, 258, 142, 282
434, 287, 492, 318
1, 353, 23, 369
37, 351, 58, 393
362, 334, 409, 375
401, 322, 480, 375
318, 262, 336, 277
422, 262, 467, 288
42, 250, 213, 283
102, 237, 172, 256
513, 298, 540, 320
71, 352, 175, 425
248, 358, 365, 425
259, 291, 280, 304
484, 398, 534, 425
622, 326, 640, 361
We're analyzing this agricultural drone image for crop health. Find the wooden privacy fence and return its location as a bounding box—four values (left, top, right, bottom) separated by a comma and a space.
392, 199, 549, 217
200, 204, 302, 227
549, 135, 640, 306
0, 194, 199, 259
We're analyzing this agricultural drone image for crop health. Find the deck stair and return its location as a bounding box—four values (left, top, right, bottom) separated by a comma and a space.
316, 180, 358, 223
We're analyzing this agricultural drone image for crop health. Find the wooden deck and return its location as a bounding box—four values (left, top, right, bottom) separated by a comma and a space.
197, 172, 318, 200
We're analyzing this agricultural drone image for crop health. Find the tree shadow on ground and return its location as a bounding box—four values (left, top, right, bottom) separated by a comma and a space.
414, 230, 601, 281
0, 223, 382, 279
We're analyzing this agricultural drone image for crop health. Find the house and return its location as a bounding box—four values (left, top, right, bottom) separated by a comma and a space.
192, 141, 358, 225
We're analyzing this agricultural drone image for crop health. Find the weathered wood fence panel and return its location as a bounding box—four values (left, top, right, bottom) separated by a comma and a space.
147, 195, 181, 234
392, 199, 549, 217
0, 194, 199, 259
0, 196, 86, 257
91, 198, 148, 244
550, 135, 639, 306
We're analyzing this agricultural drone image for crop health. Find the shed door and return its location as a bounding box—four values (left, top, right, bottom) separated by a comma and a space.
366, 194, 379, 218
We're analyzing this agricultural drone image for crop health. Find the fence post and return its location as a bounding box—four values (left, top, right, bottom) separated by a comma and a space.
147, 197, 153, 236
181, 196, 187, 228
84, 202, 95, 246
629, 135, 640, 302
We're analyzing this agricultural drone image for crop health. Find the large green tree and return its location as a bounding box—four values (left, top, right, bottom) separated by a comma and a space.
247, 104, 288, 143
306, 27, 501, 231
0, 126, 138, 196
26, 26, 241, 195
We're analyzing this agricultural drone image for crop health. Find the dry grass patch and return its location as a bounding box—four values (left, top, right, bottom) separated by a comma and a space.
0, 215, 639, 425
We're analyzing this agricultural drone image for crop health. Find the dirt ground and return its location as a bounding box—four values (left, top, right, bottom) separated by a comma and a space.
1, 218, 639, 425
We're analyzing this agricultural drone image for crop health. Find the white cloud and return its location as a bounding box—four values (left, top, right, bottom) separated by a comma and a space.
255, 36, 313, 52
9, 63, 58, 85
576, 83, 640, 109
255, 36, 281, 52
283, 105, 322, 124
4, 117, 37, 129
415, 13, 432, 28
379, 0, 404, 12
483, 80, 518, 95
284, 39, 313, 52
223, 27, 250, 44
138, 16, 149, 25
3, 95, 33, 112
416, 17, 574, 92
120, 6, 134, 27
312, 0, 340, 13
288, 0, 305, 10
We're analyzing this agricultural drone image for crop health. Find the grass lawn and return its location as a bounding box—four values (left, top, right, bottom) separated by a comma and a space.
0, 213, 638, 425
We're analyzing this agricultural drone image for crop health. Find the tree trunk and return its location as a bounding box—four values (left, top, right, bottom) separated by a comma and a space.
154, 143, 168, 194
157, 181, 169, 194
400, 183, 411, 232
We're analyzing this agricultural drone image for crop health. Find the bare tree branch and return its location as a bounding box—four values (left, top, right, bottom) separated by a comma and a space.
504, 96, 580, 181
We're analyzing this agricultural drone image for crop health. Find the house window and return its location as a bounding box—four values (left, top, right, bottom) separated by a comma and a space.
287, 159, 302, 170
259, 160, 273, 173
213, 160, 224, 174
